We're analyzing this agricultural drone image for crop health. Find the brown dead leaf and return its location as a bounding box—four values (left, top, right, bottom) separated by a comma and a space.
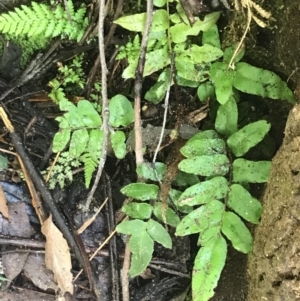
2, 251, 29, 281
0, 202, 35, 237
41, 215, 73, 295
17, 154, 46, 223
23, 253, 58, 292
0, 182, 9, 220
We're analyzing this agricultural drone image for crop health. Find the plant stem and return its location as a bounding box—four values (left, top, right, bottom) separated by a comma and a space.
134, 0, 154, 166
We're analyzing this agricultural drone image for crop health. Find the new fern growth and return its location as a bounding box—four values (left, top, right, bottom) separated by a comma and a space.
46, 55, 134, 189
51, 94, 134, 188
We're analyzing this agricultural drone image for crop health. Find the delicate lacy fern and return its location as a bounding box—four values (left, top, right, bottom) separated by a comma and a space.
117, 34, 141, 60
48, 54, 86, 103
0, 0, 88, 42
81, 153, 98, 188
12, 34, 49, 66
45, 152, 81, 189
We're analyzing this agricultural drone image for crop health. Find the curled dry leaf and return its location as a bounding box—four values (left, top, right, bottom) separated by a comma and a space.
0, 182, 9, 220
41, 215, 73, 295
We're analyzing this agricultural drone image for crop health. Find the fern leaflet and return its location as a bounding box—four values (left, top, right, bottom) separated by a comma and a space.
81, 153, 98, 188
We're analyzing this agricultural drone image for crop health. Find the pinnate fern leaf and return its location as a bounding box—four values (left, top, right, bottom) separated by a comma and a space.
0, 1, 87, 42
81, 153, 98, 188
74, 7, 87, 22
67, 0, 75, 17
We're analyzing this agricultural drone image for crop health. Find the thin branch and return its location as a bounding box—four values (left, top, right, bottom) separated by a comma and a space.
153, 0, 173, 166
228, 4, 251, 69
104, 0, 124, 47
85, 0, 110, 210
0, 235, 45, 248
73, 227, 119, 282
134, 0, 154, 166
121, 237, 131, 301
152, 60, 173, 164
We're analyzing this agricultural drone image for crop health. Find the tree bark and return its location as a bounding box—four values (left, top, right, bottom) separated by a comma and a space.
248, 103, 300, 300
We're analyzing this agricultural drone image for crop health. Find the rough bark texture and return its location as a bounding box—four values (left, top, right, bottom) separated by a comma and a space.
246, 0, 300, 299
248, 103, 300, 300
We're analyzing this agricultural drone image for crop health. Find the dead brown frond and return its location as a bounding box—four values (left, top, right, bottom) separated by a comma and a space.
236, 0, 271, 28
228, 0, 271, 69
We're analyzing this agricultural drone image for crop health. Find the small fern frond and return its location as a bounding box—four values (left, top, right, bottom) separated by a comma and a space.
38, 3, 53, 19
45, 20, 56, 38
81, 153, 98, 188
22, 4, 36, 19
74, 6, 87, 22
8, 11, 19, 22
0, 1, 87, 41
31, 2, 47, 18
67, 0, 75, 17
54, 5, 65, 19
15, 7, 27, 20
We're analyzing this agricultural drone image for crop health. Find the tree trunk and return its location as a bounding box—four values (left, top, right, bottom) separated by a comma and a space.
248, 103, 300, 300
247, 1, 300, 300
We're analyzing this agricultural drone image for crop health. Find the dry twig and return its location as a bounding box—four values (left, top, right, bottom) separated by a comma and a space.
133, 0, 154, 166
229, 0, 271, 69
84, 0, 110, 210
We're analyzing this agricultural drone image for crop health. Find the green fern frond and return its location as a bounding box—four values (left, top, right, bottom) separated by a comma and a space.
37, 3, 53, 19
74, 6, 87, 22
54, 4, 65, 19
31, 2, 48, 19
81, 153, 98, 188
67, 0, 75, 17
0, 1, 87, 42
3, 32, 49, 67
14, 7, 27, 20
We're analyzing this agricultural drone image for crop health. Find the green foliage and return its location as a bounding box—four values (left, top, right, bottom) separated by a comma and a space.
48, 54, 86, 103
0, 155, 8, 169
116, 218, 172, 276
81, 153, 98, 189
114, 2, 294, 105
51, 94, 133, 188
109, 94, 135, 127
46, 55, 134, 188
232, 159, 271, 183
136, 162, 167, 181
0, 0, 88, 67
192, 235, 227, 300
45, 151, 81, 189
175, 120, 269, 299
117, 85, 273, 301
113, 2, 295, 298
227, 120, 271, 157
120, 183, 159, 201
115, 0, 294, 301
115, 5, 221, 82
0, 1, 88, 42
